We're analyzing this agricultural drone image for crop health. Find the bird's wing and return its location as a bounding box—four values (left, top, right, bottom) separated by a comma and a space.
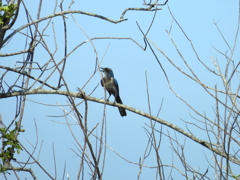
113, 78, 119, 92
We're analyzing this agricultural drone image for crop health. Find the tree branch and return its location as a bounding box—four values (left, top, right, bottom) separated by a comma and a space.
1, 88, 239, 165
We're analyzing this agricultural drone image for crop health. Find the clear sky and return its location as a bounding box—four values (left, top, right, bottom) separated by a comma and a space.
1, 0, 239, 179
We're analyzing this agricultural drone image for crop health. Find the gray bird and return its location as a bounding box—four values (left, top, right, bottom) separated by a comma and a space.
100, 67, 127, 117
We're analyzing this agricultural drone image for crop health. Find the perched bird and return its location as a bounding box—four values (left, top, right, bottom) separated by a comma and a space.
100, 67, 127, 117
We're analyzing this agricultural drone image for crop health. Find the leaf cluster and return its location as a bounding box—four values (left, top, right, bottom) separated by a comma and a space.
0, 121, 24, 173
0, 3, 17, 24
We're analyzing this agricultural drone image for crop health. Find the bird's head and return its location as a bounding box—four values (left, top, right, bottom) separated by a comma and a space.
100, 67, 114, 77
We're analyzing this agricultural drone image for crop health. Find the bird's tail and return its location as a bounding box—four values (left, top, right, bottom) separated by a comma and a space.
115, 95, 127, 117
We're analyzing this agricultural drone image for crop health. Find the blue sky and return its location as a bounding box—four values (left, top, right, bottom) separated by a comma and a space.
1, 0, 240, 179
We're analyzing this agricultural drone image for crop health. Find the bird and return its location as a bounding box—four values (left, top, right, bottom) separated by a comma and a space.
100, 67, 127, 117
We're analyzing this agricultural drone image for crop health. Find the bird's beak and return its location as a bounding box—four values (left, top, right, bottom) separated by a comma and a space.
100, 67, 104, 72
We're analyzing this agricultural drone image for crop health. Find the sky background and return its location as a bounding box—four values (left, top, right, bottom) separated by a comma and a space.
1, 0, 240, 179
